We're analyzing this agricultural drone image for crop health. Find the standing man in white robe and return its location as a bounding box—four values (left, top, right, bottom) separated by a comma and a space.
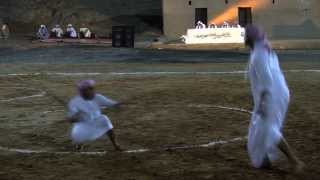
67, 80, 121, 151
245, 25, 304, 172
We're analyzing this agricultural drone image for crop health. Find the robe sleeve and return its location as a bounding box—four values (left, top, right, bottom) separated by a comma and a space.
95, 94, 118, 108
67, 99, 79, 118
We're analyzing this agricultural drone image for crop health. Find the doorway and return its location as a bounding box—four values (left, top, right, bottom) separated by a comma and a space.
195, 8, 208, 26
238, 7, 252, 27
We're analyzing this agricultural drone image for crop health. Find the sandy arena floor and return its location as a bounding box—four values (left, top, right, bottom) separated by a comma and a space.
0, 46, 319, 179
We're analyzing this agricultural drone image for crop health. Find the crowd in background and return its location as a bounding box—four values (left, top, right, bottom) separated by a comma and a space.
195, 21, 242, 29
37, 24, 95, 40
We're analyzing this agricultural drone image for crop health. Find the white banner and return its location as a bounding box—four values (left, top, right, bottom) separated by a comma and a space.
183, 27, 245, 44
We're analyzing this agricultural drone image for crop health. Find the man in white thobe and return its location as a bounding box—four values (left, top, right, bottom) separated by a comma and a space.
1, 23, 10, 39
67, 80, 121, 151
51, 24, 64, 38
245, 25, 304, 172
37, 25, 49, 40
79, 27, 92, 38
66, 24, 77, 38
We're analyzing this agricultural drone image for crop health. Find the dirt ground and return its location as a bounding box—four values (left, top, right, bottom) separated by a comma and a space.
0, 46, 319, 180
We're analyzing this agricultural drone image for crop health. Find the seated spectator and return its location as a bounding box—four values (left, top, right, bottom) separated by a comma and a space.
209, 23, 217, 28
37, 25, 49, 40
222, 21, 230, 28
79, 27, 92, 38
66, 24, 77, 38
1, 23, 10, 39
51, 24, 64, 38
195, 21, 206, 29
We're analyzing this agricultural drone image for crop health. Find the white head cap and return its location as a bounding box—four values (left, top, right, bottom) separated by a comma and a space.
67, 24, 73, 27
40, 24, 46, 28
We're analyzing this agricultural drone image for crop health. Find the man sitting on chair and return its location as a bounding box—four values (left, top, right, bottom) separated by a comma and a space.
37, 25, 49, 40
66, 24, 77, 38
79, 27, 92, 38
51, 24, 64, 38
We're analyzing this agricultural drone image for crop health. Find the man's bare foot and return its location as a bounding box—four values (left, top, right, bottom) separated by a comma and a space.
293, 160, 305, 173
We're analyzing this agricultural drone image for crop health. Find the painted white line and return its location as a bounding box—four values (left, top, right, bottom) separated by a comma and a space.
287, 69, 320, 73
41, 104, 252, 115
42, 110, 64, 115
47, 72, 102, 76
0, 137, 246, 155
109, 71, 247, 75
0, 87, 46, 102
0, 73, 41, 77
0, 92, 46, 102
0, 146, 45, 154
0, 69, 319, 77
191, 104, 252, 114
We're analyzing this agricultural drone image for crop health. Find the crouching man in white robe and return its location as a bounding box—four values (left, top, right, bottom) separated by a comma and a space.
245, 25, 304, 172
67, 80, 122, 151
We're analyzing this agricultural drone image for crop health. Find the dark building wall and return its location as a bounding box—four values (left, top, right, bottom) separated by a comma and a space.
163, 0, 320, 40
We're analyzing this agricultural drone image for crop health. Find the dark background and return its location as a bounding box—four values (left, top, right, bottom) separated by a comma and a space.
0, 0, 163, 36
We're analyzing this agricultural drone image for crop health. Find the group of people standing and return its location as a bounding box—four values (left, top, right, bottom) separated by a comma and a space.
66, 25, 304, 173
37, 24, 93, 40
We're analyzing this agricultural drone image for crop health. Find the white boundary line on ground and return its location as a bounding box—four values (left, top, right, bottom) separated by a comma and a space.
0, 105, 250, 155
0, 137, 247, 155
0, 87, 46, 102
42, 110, 64, 115
40, 104, 252, 115
188, 104, 252, 114
0, 69, 319, 77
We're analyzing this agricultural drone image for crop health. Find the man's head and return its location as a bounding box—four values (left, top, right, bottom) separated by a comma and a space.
77, 80, 96, 100
245, 25, 266, 49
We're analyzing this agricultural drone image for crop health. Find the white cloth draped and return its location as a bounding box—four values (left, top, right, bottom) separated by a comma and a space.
247, 42, 290, 168
68, 94, 118, 143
